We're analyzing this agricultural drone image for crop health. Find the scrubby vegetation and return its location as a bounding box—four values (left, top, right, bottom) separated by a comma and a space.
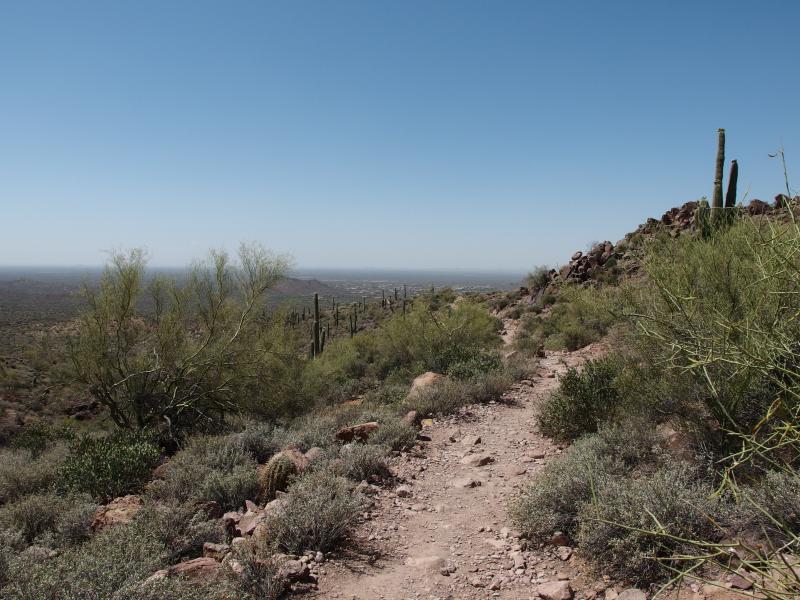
512, 212, 800, 595
0, 244, 517, 598
514, 284, 623, 352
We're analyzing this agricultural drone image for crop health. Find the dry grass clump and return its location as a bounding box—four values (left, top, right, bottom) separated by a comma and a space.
266, 469, 365, 554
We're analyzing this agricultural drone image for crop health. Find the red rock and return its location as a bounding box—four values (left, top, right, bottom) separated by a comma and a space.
146, 557, 221, 583
335, 422, 380, 443
202, 542, 230, 561
91, 495, 142, 532
236, 512, 266, 536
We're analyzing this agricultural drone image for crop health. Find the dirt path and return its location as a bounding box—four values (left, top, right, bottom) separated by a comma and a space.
311, 318, 607, 599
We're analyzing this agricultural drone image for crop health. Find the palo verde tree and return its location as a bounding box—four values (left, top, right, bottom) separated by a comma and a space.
68, 243, 294, 439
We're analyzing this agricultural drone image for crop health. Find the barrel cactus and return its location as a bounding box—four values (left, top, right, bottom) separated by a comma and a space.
257, 453, 298, 503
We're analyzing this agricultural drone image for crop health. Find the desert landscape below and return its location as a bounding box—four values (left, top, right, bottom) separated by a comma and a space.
2, 3, 798, 599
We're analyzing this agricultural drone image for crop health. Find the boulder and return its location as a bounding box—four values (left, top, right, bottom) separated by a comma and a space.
236, 511, 266, 536
537, 580, 573, 600
407, 372, 445, 397
146, 557, 222, 583
91, 495, 143, 532
395, 485, 413, 498
202, 542, 230, 561
335, 422, 379, 443
747, 199, 771, 215
279, 559, 310, 581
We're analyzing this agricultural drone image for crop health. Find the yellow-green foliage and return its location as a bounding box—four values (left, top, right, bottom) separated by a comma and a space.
302, 298, 502, 397
257, 454, 297, 503
67, 244, 296, 437
632, 218, 800, 448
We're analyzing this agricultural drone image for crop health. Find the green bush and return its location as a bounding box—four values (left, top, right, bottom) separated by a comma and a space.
267, 469, 364, 554
510, 423, 657, 541
577, 463, 722, 585
0, 493, 95, 549
361, 383, 409, 406
446, 350, 502, 381
67, 245, 295, 439
515, 284, 622, 352
527, 266, 551, 292
631, 219, 800, 457
59, 432, 161, 501
10, 423, 75, 458
538, 358, 622, 441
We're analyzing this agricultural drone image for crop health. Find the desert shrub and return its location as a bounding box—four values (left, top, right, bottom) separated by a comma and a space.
302, 338, 369, 400
538, 358, 622, 441
738, 470, 800, 541
527, 266, 551, 292
1, 519, 168, 599
132, 501, 226, 563
371, 299, 502, 377
67, 244, 295, 439
0, 446, 67, 504
198, 466, 258, 510
515, 284, 622, 352
446, 350, 502, 381
10, 423, 75, 458
339, 444, 390, 481
224, 421, 281, 463
367, 417, 417, 451
510, 423, 657, 541
405, 372, 512, 417
228, 544, 285, 600
0, 493, 95, 548
630, 219, 800, 460
361, 383, 409, 405
466, 370, 514, 404
404, 379, 468, 417
59, 432, 161, 501
146, 435, 257, 510
577, 463, 722, 585
267, 469, 364, 553
123, 578, 230, 600
271, 412, 341, 452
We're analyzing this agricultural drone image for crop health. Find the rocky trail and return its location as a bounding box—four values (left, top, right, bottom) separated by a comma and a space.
310, 317, 608, 600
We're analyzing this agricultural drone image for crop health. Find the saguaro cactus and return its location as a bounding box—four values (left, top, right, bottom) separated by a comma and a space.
312, 293, 321, 357
712, 128, 725, 217
725, 159, 738, 208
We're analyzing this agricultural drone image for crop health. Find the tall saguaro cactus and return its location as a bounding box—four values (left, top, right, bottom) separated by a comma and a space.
712, 128, 726, 217
725, 159, 738, 208
312, 293, 321, 357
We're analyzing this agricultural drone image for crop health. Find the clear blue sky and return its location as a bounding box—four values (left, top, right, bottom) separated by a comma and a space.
1, 1, 798, 270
